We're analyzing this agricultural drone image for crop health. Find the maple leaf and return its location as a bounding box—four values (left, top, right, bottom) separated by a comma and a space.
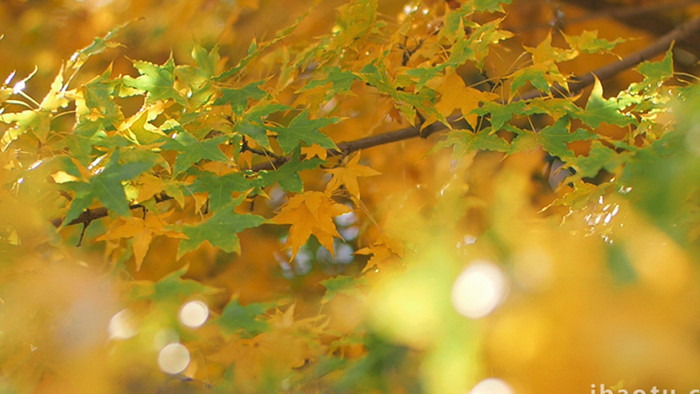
270, 109, 338, 154
63, 151, 154, 225
118, 102, 169, 145
257, 152, 324, 192
435, 129, 510, 155
122, 57, 188, 106
572, 78, 636, 129
356, 234, 403, 273
473, 0, 513, 12
177, 195, 265, 258
218, 298, 277, 338
213, 80, 267, 116
80, 67, 123, 128
187, 169, 253, 212
472, 100, 526, 131
428, 71, 498, 127
571, 140, 629, 179
631, 48, 674, 93
508, 117, 595, 159
161, 130, 229, 175
271, 191, 351, 259
562, 30, 625, 54
301, 143, 328, 160
130, 265, 219, 302
0, 109, 50, 145
325, 151, 380, 199
96, 212, 186, 270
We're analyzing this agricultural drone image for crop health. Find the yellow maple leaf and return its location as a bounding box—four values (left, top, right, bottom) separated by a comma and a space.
426, 71, 499, 127
271, 191, 351, 259
97, 212, 185, 270
301, 143, 328, 160
325, 151, 380, 199
356, 234, 404, 273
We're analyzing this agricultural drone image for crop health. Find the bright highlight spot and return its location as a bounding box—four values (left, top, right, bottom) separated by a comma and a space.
108, 309, 137, 340
179, 300, 209, 328
470, 378, 515, 394
12, 80, 25, 94
452, 261, 508, 319
4, 71, 15, 85
158, 343, 190, 375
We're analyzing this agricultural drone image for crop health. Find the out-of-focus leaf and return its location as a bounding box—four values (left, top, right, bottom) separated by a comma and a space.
218, 298, 277, 337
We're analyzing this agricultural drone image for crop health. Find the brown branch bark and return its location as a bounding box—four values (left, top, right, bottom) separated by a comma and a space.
558, 0, 700, 60
52, 13, 700, 228
511, 0, 700, 34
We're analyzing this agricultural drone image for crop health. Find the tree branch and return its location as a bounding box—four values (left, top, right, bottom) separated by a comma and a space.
52, 13, 700, 228
511, 0, 700, 34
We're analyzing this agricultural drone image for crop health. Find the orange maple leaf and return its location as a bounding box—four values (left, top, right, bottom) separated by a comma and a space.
426, 71, 499, 127
325, 151, 380, 199
301, 143, 328, 160
97, 212, 185, 270
271, 191, 351, 259
356, 234, 404, 273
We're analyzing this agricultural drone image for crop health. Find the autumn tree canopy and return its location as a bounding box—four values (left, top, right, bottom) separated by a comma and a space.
1, 0, 700, 392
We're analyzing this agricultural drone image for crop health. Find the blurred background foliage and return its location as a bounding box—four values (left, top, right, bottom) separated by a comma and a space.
0, 0, 699, 393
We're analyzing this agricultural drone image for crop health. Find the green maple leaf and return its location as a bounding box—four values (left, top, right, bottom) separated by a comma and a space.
511, 67, 550, 94
523, 97, 580, 118
188, 169, 253, 212
508, 118, 593, 158
161, 130, 229, 175
271, 109, 338, 154
631, 48, 674, 93
233, 102, 289, 150
130, 265, 218, 302
563, 30, 625, 54
571, 141, 628, 178
122, 57, 187, 106
473, 0, 512, 12
218, 298, 277, 338
190, 44, 221, 80
235, 119, 270, 150
177, 196, 265, 258
63, 151, 154, 225
572, 78, 635, 129
303, 66, 358, 97
257, 151, 325, 192
472, 101, 526, 131
82, 67, 122, 128
213, 80, 267, 116
538, 117, 595, 159
435, 129, 510, 155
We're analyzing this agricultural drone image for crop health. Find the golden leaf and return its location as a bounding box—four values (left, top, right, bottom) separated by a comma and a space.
271, 191, 351, 259
96, 212, 185, 270
428, 71, 499, 127
301, 143, 328, 160
325, 151, 380, 199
